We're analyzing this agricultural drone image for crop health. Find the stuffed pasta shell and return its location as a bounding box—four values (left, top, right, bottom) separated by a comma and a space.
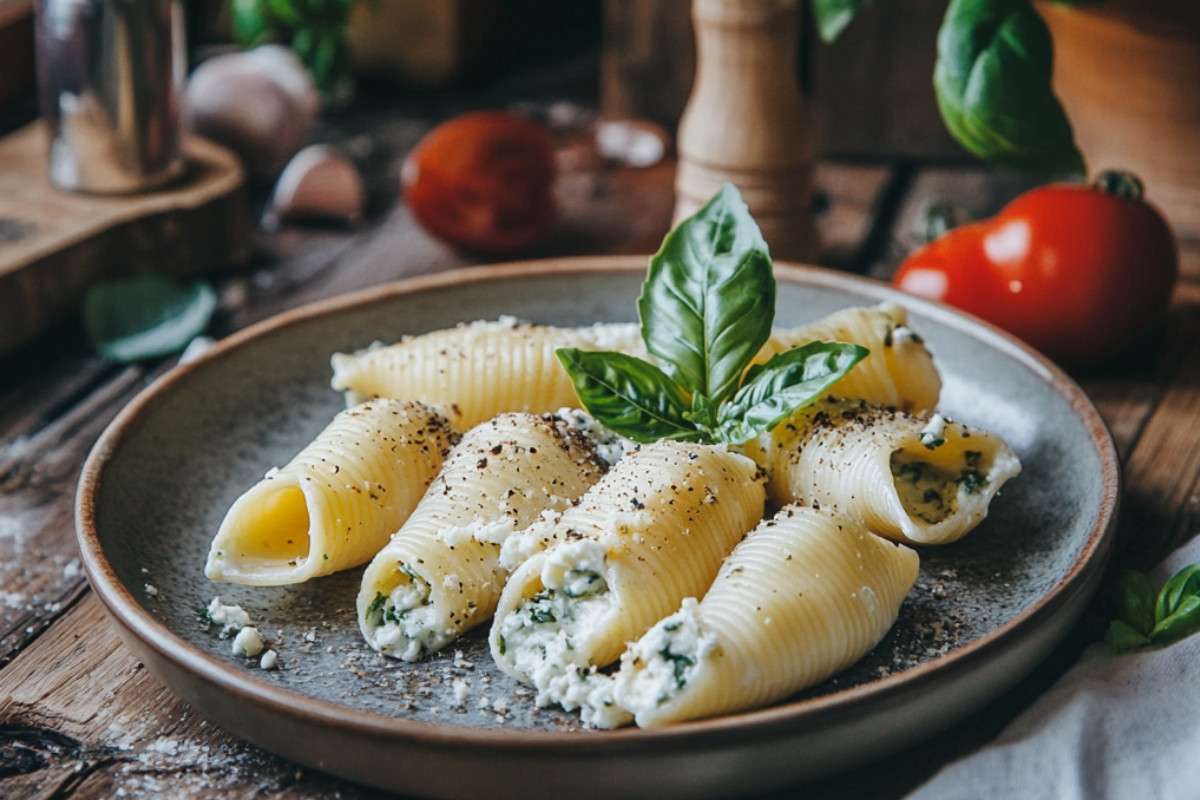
357, 412, 606, 661
766, 302, 941, 415
330, 317, 645, 428
489, 441, 765, 727
205, 399, 456, 586
747, 399, 1020, 545
610, 505, 919, 727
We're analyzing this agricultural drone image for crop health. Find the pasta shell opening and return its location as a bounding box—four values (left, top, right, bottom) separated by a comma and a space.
889, 440, 995, 528
205, 481, 312, 581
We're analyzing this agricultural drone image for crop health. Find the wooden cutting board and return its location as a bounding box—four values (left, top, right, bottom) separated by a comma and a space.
0, 121, 250, 356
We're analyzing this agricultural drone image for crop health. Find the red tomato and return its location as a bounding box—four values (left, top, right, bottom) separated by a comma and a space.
893, 173, 1178, 366
402, 111, 557, 255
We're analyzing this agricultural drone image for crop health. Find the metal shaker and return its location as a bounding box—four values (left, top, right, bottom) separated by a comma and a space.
34, 0, 186, 193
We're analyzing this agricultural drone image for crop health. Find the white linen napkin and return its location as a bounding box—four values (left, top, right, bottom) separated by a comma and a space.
907, 536, 1200, 800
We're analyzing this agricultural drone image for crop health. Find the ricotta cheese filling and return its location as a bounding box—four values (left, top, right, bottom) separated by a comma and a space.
890, 448, 989, 524
495, 539, 630, 725
363, 566, 450, 661
613, 598, 716, 715
553, 408, 638, 468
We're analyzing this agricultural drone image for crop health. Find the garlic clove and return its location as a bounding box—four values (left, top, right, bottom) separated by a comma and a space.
594, 119, 670, 168
265, 144, 365, 229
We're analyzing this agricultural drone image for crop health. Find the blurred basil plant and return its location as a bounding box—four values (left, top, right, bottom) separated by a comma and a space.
814, 0, 1103, 178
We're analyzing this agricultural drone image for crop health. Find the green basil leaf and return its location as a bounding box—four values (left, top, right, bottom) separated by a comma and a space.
83, 276, 218, 363
1150, 594, 1200, 643
714, 342, 868, 444
685, 392, 719, 434
638, 183, 775, 407
933, 0, 1085, 177
231, 0, 271, 45
556, 349, 698, 444
1155, 562, 1200, 624
812, 0, 875, 42
266, 0, 304, 25
1105, 619, 1151, 656
1113, 569, 1155, 637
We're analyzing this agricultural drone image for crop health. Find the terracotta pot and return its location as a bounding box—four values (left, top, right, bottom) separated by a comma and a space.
1038, 0, 1200, 237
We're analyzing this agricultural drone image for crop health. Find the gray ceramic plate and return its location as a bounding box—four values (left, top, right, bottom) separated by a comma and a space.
77, 258, 1119, 800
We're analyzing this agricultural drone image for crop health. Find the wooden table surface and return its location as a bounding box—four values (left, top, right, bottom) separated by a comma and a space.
3, 84, 1200, 799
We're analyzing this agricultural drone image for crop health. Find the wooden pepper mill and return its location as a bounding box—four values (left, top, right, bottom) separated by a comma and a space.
674, 0, 817, 262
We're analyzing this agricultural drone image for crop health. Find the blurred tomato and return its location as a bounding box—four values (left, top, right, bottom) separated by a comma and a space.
402, 111, 557, 255
893, 172, 1178, 366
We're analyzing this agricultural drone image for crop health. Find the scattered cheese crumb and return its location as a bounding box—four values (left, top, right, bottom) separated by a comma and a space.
207, 597, 250, 636
452, 679, 470, 704
260, 649, 279, 670
232, 626, 264, 657
144, 584, 158, 597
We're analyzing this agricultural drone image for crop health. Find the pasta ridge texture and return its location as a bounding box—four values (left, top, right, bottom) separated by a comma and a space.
749, 399, 1021, 545
357, 412, 605, 661
767, 302, 941, 415
489, 441, 766, 724
330, 318, 644, 428
611, 505, 919, 727
205, 399, 456, 586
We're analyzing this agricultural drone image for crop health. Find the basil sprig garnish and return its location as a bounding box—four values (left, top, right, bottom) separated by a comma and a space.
1106, 562, 1200, 655
556, 184, 867, 445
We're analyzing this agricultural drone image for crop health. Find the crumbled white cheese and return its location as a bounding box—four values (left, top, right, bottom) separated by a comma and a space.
577, 321, 640, 351
554, 408, 638, 467
364, 571, 453, 661
891, 325, 921, 346
143, 584, 158, 597
452, 679, 470, 704
260, 649, 279, 670
920, 414, 947, 449
438, 516, 519, 549
231, 626, 264, 657
497, 510, 563, 572
497, 538, 624, 723
206, 597, 250, 636
611, 597, 715, 725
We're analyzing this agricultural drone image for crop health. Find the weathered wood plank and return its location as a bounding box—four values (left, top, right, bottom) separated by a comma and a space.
0, 365, 156, 668
1103, 279, 1200, 569
0, 595, 386, 799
